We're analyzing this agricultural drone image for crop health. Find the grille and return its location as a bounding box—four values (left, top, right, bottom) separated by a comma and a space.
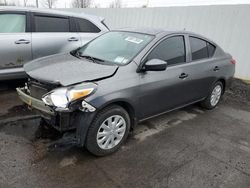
29, 84, 48, 99
28, 79, 52, 99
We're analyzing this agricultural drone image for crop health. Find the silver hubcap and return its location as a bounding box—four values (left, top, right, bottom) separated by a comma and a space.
97, 115, 126, 150
210, 85, 222, 106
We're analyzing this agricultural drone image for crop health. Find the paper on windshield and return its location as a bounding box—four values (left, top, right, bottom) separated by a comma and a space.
114, 56, 128, 64
125, 36, 144, 44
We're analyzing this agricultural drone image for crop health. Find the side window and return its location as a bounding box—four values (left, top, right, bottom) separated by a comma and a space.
76, 18, 101, 33
190, 37, 208, 60
0, 13, 26, 33
147, 36, 186, 66
34, 15, 69, 32
207, 42, 216, 57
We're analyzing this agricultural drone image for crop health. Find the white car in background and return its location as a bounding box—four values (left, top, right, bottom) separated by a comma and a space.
0, 7, 109, 80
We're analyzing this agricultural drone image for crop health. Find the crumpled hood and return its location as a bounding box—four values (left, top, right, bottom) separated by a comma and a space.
24, 53, 118, 86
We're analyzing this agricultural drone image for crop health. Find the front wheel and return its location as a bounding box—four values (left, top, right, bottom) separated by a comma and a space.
201, 81, 223, 109
85, 105, 130, 156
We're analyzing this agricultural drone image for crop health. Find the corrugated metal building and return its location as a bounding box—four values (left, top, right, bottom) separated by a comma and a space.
68, 5, 250, 80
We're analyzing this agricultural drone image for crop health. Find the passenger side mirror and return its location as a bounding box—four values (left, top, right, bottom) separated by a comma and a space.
144, 59, 167, 71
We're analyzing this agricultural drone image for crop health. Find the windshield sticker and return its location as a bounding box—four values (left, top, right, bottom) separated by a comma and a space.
125, 36, 144, 44
114, 56, 126, 63
122, 58, 128, 64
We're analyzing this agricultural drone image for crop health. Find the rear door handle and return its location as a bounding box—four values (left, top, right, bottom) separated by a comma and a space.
68, 37, 79, 42
179, 73, 189, 79
15, 39, 30, 44
213, 66, 220, 71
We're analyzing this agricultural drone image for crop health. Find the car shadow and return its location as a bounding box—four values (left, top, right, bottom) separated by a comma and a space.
0, 79, 27, 92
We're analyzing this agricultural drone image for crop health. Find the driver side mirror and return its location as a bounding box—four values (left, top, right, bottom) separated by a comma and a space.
144, 59, 167, 71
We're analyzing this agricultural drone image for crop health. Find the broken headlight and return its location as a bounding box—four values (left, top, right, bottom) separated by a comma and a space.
42, 82, 97, 109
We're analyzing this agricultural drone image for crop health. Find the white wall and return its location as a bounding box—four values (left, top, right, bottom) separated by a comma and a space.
67, 5, 250, 80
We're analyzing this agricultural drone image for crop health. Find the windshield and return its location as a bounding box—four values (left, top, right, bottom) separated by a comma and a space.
77, 31, 154, 65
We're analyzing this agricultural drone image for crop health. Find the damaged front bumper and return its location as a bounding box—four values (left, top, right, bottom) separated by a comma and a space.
17, 86, 100, 147
16, 87, 96, 136
17, 87, 81, 148
16, 87, 55, 115
16, 87, 76, 131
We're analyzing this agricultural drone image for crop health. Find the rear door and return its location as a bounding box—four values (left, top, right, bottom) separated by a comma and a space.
0, 11, 32, 71
31, 13, 81, 59
185, 36, 217, 99
74, 17, 103, 46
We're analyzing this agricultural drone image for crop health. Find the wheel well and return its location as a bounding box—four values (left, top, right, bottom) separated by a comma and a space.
100, 101, 137, 130
218, 78, 226, 94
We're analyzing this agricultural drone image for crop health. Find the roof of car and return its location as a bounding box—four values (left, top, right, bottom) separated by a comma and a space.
0, 6, 104, 21
114, 27, 197, 36
114, 28, 166, 35
114, 28, 220, 49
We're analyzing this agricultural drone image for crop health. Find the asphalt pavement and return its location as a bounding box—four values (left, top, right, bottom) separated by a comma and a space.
0, 79, 249, 188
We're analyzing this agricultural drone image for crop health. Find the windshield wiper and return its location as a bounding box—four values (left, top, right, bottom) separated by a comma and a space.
79, 54, 105, 63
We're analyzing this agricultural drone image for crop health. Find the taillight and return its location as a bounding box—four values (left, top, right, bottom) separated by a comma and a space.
230, 58, 236, 65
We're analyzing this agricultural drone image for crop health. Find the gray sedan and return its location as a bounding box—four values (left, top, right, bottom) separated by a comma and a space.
17, 28, 235, 156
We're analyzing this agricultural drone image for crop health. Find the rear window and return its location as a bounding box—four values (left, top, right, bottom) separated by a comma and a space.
190, 37, 216, 61
34, 15, 69, 32
76, 18, 100, 33
207, 42, 216, 57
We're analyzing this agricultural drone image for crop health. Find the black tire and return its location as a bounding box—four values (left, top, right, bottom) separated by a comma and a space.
200, 81, 223, 110
85, 105, 131, 156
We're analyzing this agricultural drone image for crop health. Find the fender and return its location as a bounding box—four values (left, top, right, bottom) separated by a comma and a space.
76, 98, 138, 146
75, 111, 97, 146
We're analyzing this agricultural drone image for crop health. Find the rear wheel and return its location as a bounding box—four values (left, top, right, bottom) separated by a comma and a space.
85, 105, 130, 156
201, 81, 223, 109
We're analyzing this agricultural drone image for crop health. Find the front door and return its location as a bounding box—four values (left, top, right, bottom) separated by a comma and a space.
139, 35, 192, 119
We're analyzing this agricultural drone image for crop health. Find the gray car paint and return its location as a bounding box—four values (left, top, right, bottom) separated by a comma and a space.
82, 30, 234, 120
0, 7, 109, 80
20, 29, 235, 143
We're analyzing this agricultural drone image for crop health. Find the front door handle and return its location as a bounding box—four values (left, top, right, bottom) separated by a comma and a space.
179, 73, 189, 79
15, 39, 30, 44
213, 66, 220, 71
68, 37, 79, 42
